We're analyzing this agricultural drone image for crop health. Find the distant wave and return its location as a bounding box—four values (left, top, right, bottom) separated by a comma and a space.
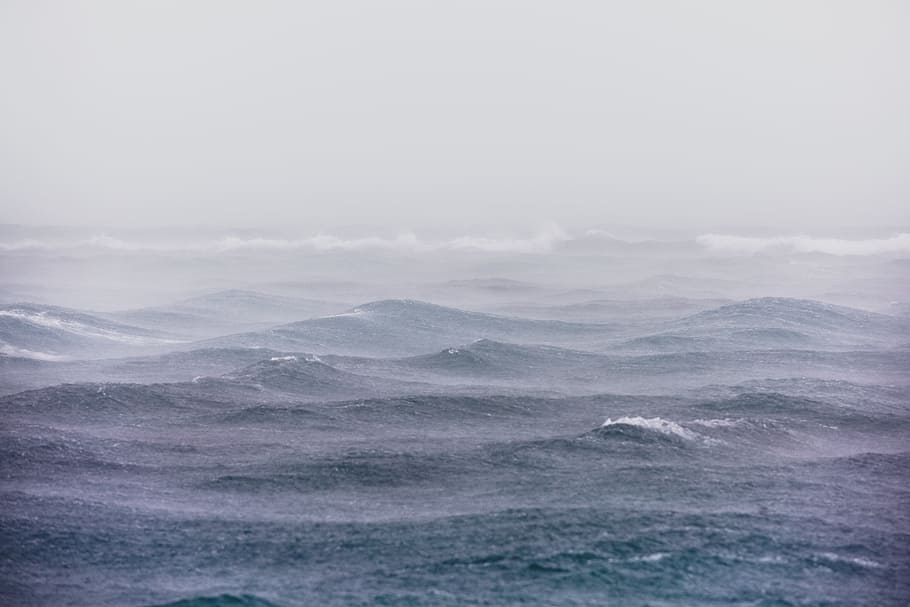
0, 307, 179, 345
4, 229, 905, 256
0, 225, 568, 255
696, 233, 910, 256
689, 418, 741, 428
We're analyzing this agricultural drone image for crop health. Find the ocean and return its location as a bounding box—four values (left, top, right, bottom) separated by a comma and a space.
2, 296, 909, 606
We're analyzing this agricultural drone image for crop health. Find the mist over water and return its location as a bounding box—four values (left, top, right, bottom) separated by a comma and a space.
2, 225, 909, 606
2, 224, 909, 312
2, 1, 909, 604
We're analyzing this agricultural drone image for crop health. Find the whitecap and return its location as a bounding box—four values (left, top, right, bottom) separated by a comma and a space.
817, 553, 883, 569
690, 418, 741, 428
608, 552, 671, 563
629, 552, 669, 562
696, 233, 910, 256
0, 309, 180, 345
601, 416, 699, 441
323, 309, 365, 318
0, 342, 69, 361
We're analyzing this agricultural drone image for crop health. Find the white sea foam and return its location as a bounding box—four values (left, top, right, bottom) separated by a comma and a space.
0, 342, 69, 361
601, 416, 699, 441
818, 553, 883, 569
323, 309, 365, 318
696, 233, 910, 256
446, 224, 568, 253
629, 552, 670, 562
0, 309, 174, 345
270, 355, 298, 362
4, 229, 907, 256
608, 552, 671, 564
0, 225, 568, 255
690, 418, 741, 428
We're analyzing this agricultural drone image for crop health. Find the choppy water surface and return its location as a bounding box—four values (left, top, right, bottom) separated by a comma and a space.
2, 297, 909, 606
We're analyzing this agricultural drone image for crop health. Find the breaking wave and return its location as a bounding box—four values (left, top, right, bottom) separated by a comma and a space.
601, 416, 700, 441
0, 225, 569, 255
0, 341, 69, 361
696, 233, 910, 256
4, 229, 908, 257
0, 307, 174, 345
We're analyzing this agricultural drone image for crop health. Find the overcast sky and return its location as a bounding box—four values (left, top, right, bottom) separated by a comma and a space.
1, 1, 907, 232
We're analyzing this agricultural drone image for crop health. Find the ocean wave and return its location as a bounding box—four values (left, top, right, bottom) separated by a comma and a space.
696, 233, 910, 256
0, 382, 188, 418
0, 305, 181, 346
624, 552, 671, 563
601, 416, 700, 441
5, 229, 905, 257
814, 552, 884, 570
691, 391, 907, 432
204, 451, 468, 492
0, 341, 69, 361
689, 418, 742, 428
148, 595, 284, 607
215, 404, 333, 425
0, 225, 569, 255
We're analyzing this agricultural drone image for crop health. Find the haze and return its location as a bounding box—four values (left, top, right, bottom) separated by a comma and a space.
3, 5, 910, 606
1, 0, 907, 232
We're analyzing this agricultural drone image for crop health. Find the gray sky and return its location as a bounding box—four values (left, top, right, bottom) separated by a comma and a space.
1, 1, 907, 232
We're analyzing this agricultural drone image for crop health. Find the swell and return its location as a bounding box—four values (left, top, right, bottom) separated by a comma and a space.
148, 595, 284, 607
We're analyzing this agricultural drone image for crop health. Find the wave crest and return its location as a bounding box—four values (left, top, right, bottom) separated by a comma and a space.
0, 225, 568, 255
601, 416, 699, 441
696, 233, 910, 256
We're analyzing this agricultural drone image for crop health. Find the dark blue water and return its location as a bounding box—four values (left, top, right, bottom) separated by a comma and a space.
2, 299, 909, 606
